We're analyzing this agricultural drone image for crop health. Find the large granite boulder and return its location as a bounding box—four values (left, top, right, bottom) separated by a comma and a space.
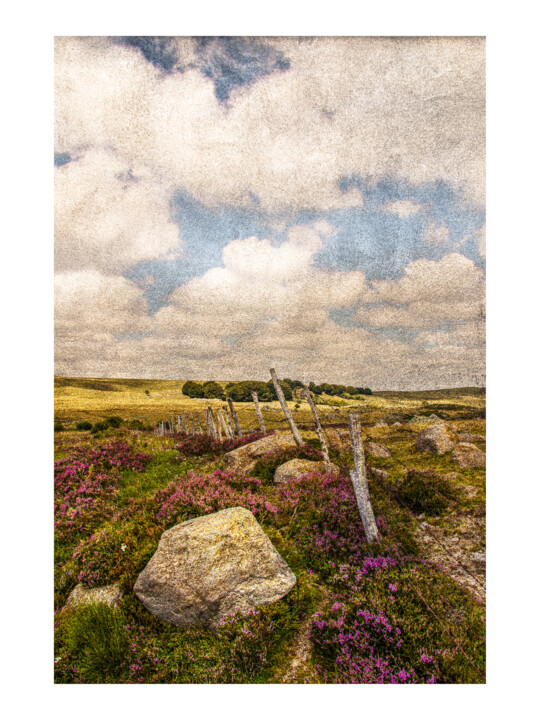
134, 507, 296, 629
65, 582, 123, 609
415, 424, 458, 455
274, 458, 339, 483
222, 433, 298, 476
451, 442, 486, 469
365, 441, 391, 458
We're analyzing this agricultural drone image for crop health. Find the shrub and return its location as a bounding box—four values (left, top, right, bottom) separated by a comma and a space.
398, 469, 459, 515
105, 416, 122, 428
58, 603, 129, 683
75, 421, 92, 431
91, 421, 109, 434
54, 422, 65, 433
202, 381, 224, 399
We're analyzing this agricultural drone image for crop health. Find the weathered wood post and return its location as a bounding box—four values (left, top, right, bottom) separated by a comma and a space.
269, 368, 304, 447
221, 404, 235, 437
196, 411, 203, 434
190, 413, 195, 434
347, 412, 379, 544
207, 407, 219, 440
217, 408, 232, 438
302, 385, 332, 474
177, 415, 181, 433
204, 409, 212, 437
251, 391, 266, 435
226, 398, 243, 438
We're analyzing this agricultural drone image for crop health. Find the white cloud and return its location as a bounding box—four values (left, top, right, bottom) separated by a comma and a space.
55, 148, 182, 274
384, 199, 424, 217
354, 253, 485, 330
423, 222, 451, 246
54, 237, 485, 389
55, 36, 485, 213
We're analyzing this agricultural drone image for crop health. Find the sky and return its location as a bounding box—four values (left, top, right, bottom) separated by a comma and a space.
54, 36, 485, 390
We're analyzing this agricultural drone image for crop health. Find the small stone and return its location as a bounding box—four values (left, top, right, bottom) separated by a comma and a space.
459, 433, 485, 443
364, 441, 391, 458
417, 513, 426, 520
420, 522, 429, 530
462, 485, 478, 498
367, 466, 389, 482
471, 552, 486, 567
374, 420, 388, 427
65, 582, 123, 609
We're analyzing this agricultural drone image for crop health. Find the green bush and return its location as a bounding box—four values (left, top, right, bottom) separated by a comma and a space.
398, 469, 459, 515
59, 603, 129, 683
91, 421, 109, 434
105, 416, 122, 428
75, 421, 92, 431
54, 422, 64, 433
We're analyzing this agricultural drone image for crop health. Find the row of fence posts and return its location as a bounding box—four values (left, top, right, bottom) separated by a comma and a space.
154, 366, 379, 545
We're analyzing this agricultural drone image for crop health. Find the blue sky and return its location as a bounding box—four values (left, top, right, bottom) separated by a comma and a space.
54, 37, 485, 389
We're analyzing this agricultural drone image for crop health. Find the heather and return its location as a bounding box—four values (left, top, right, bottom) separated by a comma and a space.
54, 406, 485, 684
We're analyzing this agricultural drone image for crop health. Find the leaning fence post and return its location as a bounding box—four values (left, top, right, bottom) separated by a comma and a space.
251, 391, 266, 435
217, 408, 232, 438
302, 385, 332, 473
269, 368, 304, 447
221, 405, 235, 437
196, 411, 203, 434
227, 398, 243, 438
347, 413, 379, 544
204, 409, 212, 436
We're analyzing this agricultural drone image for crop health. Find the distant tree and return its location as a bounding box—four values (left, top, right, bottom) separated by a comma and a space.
202, 381, 224, 400
182, 381, 203, 398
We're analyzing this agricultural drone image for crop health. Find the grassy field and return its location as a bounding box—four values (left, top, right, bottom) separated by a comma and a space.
54, 376, 485, 430
54, 377, 486, 684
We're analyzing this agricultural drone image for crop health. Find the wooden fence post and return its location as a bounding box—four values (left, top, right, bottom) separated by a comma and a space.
190, 413, 195, 434
207, 407, 219, 440
347, 412, 379, 544
302, 385, 332, 473
226, 398, 243, 438
204, 409, 212, 436
217, 408, 232, 438
196, 411, 203, 434
269, 368, 304, 447
251, 391, 266, 435
221, 405, 235, 437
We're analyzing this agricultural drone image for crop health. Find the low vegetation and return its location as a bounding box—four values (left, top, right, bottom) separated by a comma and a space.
54, 378, 485, 684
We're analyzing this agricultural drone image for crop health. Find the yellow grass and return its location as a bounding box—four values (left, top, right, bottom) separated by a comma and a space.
54, 377, 485, 431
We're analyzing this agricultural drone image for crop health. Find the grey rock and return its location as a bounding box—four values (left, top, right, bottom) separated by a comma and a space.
417, 513, 426, 520
374, 420, 388, 427
462, 484, 479, 498
415, 424, 458, 455
223, 433, 298, 476
274, 458, 339, 483
367, 466, 389, 482
451, 443, 486, 469
365, 441, 391, 458
134, 507, 296, 629
458, 433, 485, 443
65, 582, 123, 609
471, 552, 486, 567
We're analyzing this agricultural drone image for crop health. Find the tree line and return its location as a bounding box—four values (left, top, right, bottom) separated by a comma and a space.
181, 379, 372, 402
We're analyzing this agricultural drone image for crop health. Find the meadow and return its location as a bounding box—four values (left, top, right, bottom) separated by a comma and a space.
54, 377, 486, 684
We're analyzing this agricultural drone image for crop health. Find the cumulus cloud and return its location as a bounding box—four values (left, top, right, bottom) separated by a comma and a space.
355, 253, 485, 330
55, 36, 485, 212
384, 199, 424, 217
54, 242, 485, 388
55, 148, 182, 274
